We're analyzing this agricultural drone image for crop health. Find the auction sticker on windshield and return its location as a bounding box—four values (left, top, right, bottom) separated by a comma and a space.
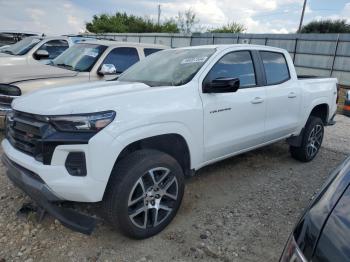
181, 57, 208, 64
85, 50, 99, 58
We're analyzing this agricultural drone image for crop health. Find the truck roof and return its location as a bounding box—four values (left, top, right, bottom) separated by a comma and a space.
25, 35, 69, 41
179, 44, 287, 53
78, 39, 169, 49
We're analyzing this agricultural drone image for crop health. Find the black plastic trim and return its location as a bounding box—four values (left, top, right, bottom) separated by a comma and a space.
65, 152, 87, 176
2, 154, 96, 235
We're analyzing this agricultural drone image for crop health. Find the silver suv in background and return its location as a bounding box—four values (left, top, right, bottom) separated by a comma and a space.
0, 36, 73, 66
0, 40, 167, 126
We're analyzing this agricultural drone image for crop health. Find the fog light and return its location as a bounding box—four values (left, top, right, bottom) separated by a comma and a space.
65, 152, 87, 176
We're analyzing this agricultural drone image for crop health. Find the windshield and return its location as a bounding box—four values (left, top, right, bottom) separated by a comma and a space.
0, 37, 41, 55
51, 43, 107, 72
118, 48, 216, 86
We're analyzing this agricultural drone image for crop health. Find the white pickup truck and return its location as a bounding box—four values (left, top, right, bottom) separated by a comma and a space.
2, 44, 338, 238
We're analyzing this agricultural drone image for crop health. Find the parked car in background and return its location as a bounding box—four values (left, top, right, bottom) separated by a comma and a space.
280, 156, 350, 262
0, 30, 40, 47
0, 36, 73, 66
0, 40, 167, 126
1, 45, 338, 238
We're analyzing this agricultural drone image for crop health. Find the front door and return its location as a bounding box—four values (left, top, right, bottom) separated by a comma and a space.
200, 50, 267, 162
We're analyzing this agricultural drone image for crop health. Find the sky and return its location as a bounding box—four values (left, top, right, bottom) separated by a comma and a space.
0, 0, 349, 35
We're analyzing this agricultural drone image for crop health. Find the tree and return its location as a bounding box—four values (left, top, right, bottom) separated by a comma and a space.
209, 22, 246, 33
86, 12, 179, 33
300, 19, 350, 33
176, 9, 199, 34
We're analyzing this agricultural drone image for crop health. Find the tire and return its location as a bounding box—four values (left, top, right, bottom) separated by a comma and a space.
102, 149, 185, 239
290, 116, 324, 162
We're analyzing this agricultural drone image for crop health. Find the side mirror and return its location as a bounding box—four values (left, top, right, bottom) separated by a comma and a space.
34, 50, 50, 60
98, 64, 117, 76
203, 78, 240, 93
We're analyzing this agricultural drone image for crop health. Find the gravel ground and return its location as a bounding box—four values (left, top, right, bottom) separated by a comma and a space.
0, 115, 349, 262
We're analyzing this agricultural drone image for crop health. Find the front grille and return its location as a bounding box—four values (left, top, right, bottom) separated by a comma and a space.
6, 111, 48, 162
6, 111, 94, 165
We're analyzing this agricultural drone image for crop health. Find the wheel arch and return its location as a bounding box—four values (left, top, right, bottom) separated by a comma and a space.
115, 133, 192, 176
308, 103, 329, 125
288, 102, 329, 147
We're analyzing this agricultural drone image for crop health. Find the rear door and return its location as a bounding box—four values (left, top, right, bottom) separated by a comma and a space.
200, 50, 267, 162
260, 51, 301, 141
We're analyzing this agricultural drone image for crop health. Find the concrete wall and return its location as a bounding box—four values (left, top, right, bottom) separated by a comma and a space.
86, 33, 350, 86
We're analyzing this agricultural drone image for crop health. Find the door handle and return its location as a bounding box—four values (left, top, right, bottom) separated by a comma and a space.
288, 92, 297, 98
251, 97, 264, 104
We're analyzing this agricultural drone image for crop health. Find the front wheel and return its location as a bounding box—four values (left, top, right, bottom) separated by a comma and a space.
102, 149, 185, 239
290, 116, 324, 162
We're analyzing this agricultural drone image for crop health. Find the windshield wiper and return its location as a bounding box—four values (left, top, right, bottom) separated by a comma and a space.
54, 63, 74, 71
1, 50, 14, 55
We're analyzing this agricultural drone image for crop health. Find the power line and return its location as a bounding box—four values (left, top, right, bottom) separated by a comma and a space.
298, 0, 308, 32
157, 4, 161, 26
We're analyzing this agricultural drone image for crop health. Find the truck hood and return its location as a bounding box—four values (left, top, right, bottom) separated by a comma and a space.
12, 81, 153, 115
0, 53, 12, 57
0, 64, 78, 84
0, 54, 27, 66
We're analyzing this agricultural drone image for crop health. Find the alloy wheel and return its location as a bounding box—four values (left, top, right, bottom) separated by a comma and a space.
127, 167, 179, 229
306, 124, 323, 158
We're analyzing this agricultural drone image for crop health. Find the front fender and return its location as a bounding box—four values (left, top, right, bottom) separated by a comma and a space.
112, 122, 202, 169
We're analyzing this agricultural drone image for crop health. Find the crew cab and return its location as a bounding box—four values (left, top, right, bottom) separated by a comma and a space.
2, 45, 338, 238
0, 40, 167, 127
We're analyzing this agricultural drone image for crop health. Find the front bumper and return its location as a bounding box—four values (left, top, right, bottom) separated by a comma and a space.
2, 139, 110, 202
2, 154, 96, 234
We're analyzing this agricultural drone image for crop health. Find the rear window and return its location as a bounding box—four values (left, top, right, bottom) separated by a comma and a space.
260, 51, 290, 85
144, 48, 163, 56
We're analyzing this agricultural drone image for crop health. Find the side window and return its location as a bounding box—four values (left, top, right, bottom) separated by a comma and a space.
205, 51, 256, 88
144, 48, 163, 56
260, 51, 290, 85
37, 40, 69, 59
102, 47, 140, 73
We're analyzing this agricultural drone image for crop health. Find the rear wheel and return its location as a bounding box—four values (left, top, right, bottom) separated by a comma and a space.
103, 149, 185, 239
290, 116, 324, 162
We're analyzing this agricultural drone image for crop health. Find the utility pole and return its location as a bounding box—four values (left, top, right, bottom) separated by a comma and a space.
157, 4, 161, 26
298, 0, 307, 33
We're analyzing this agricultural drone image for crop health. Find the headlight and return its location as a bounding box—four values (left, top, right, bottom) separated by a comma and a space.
0, 84, 21, 96
49, 111, 116, 132
280, 235, 307, 262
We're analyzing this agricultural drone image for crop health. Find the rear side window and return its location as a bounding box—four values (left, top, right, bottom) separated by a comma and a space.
260, 51, 290, 85
103, 47, 140, 73
38, 40, 69, 59
205, 51, 256, 88
144, 48, 163, 56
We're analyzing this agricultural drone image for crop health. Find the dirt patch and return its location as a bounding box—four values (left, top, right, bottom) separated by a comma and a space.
0, 115, 349, 262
